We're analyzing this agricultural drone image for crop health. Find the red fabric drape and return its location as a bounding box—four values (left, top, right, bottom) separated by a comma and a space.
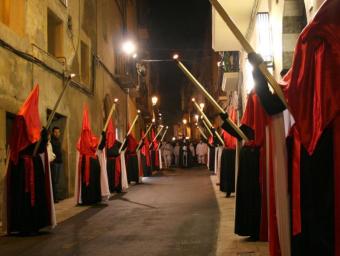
115, 157, 121, 187
222, 106, 237, 149
334, 117, 340, 256
280, 0, 340, 155
141, 131, 151, 167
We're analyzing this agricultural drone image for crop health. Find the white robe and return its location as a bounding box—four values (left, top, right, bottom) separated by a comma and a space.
74, 149, 111, 205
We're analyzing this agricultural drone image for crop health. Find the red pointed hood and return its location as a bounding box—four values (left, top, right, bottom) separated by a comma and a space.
106, 118, 116, 149
77, 105, 99, 156
10, 85, 42, 164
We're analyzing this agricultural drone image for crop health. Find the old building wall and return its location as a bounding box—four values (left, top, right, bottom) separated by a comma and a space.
0, 0, 140, 220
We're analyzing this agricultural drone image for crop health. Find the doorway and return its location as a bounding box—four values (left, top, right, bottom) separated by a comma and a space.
47, 109, 69, 200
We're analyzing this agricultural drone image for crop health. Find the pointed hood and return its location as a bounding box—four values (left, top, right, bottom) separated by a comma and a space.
77, 105, 99, 156
106, 118, 116, 149
10, 85, 42, 164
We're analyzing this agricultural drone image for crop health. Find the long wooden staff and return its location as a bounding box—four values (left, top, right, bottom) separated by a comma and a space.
103, 98, 118, 132
156, 126, 169, 151
119, 111, 140, 153
136, 123, 153, 151
209, 0, 287, 108
201, 118, 214, 137
192, 99, 224, 146
174, 57, 248, 141
33, 75, 74, 156
149, 125, 164, 150
196, 125, 208, 140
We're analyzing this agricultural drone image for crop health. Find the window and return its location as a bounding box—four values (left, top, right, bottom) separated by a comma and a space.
0, 0, 25, 36
47, 9, 64, 58
80, 41, 90, 85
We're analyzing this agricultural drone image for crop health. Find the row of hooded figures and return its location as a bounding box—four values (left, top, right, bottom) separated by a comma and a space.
2, 87, 162, 235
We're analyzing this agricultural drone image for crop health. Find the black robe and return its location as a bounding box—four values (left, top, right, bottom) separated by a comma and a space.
7, 140, 51, 234
126, 153, 139, 183
106, 140, 122, 193
234, 146, 261, 239
219, 148, 236, 195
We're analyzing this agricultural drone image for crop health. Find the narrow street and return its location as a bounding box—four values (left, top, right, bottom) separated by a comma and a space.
0, 168, 219, 256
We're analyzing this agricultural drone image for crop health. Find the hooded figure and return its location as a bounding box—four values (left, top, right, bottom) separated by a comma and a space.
3, 85, 56, 235
105, 119, 126, 193
125, 126, 139, 184
139, 130, 151, 177
219, 106, 237, 197
74, 105, 110, 205
150, 129, 159, 172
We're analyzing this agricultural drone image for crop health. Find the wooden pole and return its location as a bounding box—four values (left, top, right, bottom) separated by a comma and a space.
33, 76, 73, 156
209, 0, 288, 108
193, 101, 224, 146
149, 125, 164, 149
4, 145, 10, 173
156, 126, 169, 151
119, 113, 140, 153
175, 60, 248, 141
103, 100, 118, 132
201, 118, 213, 136
136, 123, 153, 151
197, 125, 208, 140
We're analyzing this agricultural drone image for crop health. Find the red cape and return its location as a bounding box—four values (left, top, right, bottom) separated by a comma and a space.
281, 0, 340, 155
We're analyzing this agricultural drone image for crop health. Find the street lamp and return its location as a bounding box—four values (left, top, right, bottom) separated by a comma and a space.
152, 96, 158, 106
195, 114, 199, 122
199, 103, 205, 110
122, 40, 136, 55
182, 118, 187, 125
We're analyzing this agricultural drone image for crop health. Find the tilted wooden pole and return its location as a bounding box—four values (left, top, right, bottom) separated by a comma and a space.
103, 99, 118, 132
33, 76, 73, 156
174, 59, 248, 141
193, 100, 224, 146
201, 118, 213, 136
156, 126, 169, 151
209, 0, 288, 108
136, 123, 154, 151
149, 125, 164, 150
119, 113, 140, 153
197, 125, 208, 140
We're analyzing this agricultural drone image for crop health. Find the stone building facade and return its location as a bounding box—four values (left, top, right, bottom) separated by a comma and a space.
0, 0, 150, 220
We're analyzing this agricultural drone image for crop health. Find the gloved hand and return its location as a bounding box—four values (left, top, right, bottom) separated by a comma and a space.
219, 112, 229, 121
248, 52, 264, 66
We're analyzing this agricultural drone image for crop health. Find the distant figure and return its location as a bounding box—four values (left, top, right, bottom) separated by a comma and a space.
196, 140, 208, 165
189, 142, 196, 166
50, 126, 62, 203
162, 141, 173, 169
174, 142, 180, 167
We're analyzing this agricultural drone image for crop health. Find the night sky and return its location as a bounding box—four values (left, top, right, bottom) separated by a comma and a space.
147, 0, 212, 126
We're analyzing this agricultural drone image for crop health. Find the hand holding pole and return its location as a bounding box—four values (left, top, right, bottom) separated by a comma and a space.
119, 111, 140, 153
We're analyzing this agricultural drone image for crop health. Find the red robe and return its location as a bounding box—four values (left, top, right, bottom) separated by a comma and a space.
240, 91, 269, 242
279, 0, 340, 254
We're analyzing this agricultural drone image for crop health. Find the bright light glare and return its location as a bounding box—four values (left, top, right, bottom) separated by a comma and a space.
182, 119, 187, 125
151, 96, 158, 106
173, 54, 179, 60
122, 41, 136, 55
199, 103, 205, 110
256, 12, 272, 62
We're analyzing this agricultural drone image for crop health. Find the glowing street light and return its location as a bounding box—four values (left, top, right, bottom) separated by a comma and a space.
122, 41, 136, 55
151, 96, 158, 106
173, 54, 179, 60
182, 118, 187, 125
199, 103, 205, 110
195, 114, 199, 122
